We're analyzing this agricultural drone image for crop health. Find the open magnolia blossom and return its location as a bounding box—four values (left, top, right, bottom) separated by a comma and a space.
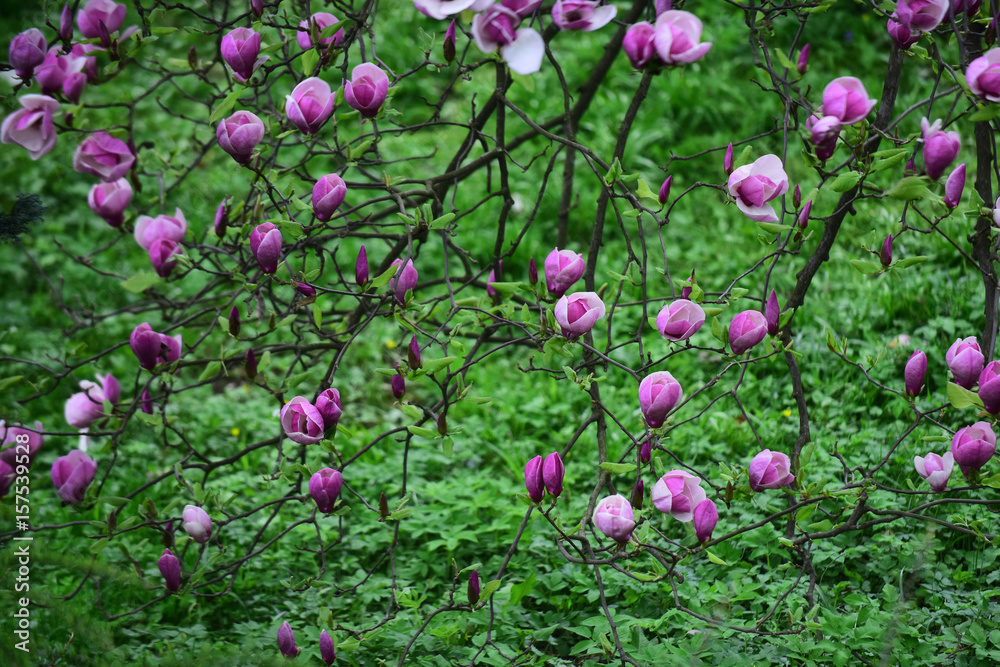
471, 5, 544, 75
727, 154, 789, 222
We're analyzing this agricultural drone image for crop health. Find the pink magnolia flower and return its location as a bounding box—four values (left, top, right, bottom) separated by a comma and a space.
221, 28, 267, 83
471, 5, 545, 75
651, 470, 706, 522
313, 173, 347, 222
551, 0, 617, 32
905, 349, 927, 397
978, 360, 1000, 414
296, 12, 343, 50
149, 238, 181, 278
129, 323, 183, 370
944, 163, 966, 208
37, 46, 95, 102
9, 29, 47, 80
0, 420, 44, 469
638, 371, 683, 428
656, 300, 705, 342
951, 421, 996, 476
280, 396, 325, 444
413, 0, 490, 20
946, 336, 985, 389
894, 0, 948, 32
887, 15, 920, 50
524, 454, 544, 502
747, 449, 795, 490
390, 258, 418, 304
821, 77, 877, 125
73, 131, 135, 181
134, 208, 187, 250
806, 114, 841, 161
285, 77, 334, 134
544, 247, 585, 298
592, 494, 635, 542
652, 10, 712, 65
1, 95, 59, 160
314, 388, 342, 430
343, 63, 389, 118
967, 48, 1000, 103
309, 468, 343, 513
542, 452, 565, 498
51, 450, 97, 504
64, 374, 120, 429
727, 154, 788, 222
217, 110, 265, 164
624, 22, 657, 69
87, 178, 132, 228
250, 222, 282, 274
554, 292, 606, 338
77, 0, 127, 39
913, 451, 953, 492
920, 117, 960, 180
181, 505, 212, 543
729, 310, 768, 355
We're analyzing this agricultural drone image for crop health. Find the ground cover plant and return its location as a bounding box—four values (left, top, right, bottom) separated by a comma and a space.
1, 0, 1000, 665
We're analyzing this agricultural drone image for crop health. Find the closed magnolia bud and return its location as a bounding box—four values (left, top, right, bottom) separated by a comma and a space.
765, 289, 779, 336
623, 21, 656, 69
182, 504, 212, 544
161, 520, 174, 548
693, 499, 718, 543
951, 421, 997, 476
542, 452, 565, 499
390, 259, 418, 304
60, 5, 74, 42
487, 260, 501, 298
796, 43, 809, 75
630, 479, 644, 511
437, 412, 448, 435
946, 336, 985, 389
250, 222, 282, 274
51, 450, 97, 503
245, 348, 257, 379
921, 117, 960, 181
214, 197, 230, 237
544, 248, 585, 298
524, 454, 544, 502
905, 350, 927, 397
141, 390, 153, 414
904, 157, 917, 176
88, 178, 132, 228
315, 388, 342, 431
294, 282, 316, 297
723, 142, 734, 174
149, 238, 181, 278
378, 491, 390, 519
228, 305, 241, 337
277, 621, 299, 658
356, 245, 369, 286
467, 569, 480, 606
729, 310, 767, 355
319, 630, 336, 665
408, 336, 422, 369
343, 63, 389, 118
978, 361, 1000, 414
792, 184, 801, 209
658, 175, 672, 205
9, 29, 47, 80
251, 0, 263, 16
312, 173, 347, 222
944, 163, 966, 209
216, 110, 265, 164
639, 438, 652, 465
158, 548, 182, 591
797, 199, 812, 229
309, 468, 343, 513
220, 27, 266, 83
443, 19, 456, 62
391, 374, 405, 399
639, 371, 683, 428
528, 258, 538, 286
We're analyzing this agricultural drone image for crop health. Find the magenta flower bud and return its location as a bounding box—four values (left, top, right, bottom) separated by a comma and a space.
656, 300, 706, 342
904, 349, 927, 397
653, 10, 712, 64
391, 374, 405, 399
95, 19, 111, 50
312, 173, 347, 222
896, 0, 948, 32
946, 336, 985, 389
277, 621, 299, 658
217, 110, 265, 164
630, 479, 644, 510
296, 12, 343, 51
554, 292, 606, 338
542, 452, 565, 499
214, 197, 230, 238
967, 48, 1000, 103
680, 285, 692, 300
141, 390, 153, 414
149, 238, 181, 278
134, 208, 187, 250
593, 494, 635, 543
552, 0, 617, 31
77, 0, 126, 39
319, 630, 336, 665
51, 450, 97, 504
408, 336, 422, 369
9, 29, 47, 80
60, 5, 74, 42
639, 438, 652, 465
879, 235, 893, 268
693, 499, 718, 542
158, 548, 182, 591
309, 468, 342, 513
228, 305, 241, 337
978, 361, 1000, 413
747, 450, 795, 491
944, 163, 966, 209
245, 348, 257, 379
638, 371, 683, 428
467, 569, 481, 605
905, 157, 918, 176
914, 451, 953, 491
314, 388, 342, 430
920, 117, 960, 181
796, 43, 809, 75
729, 310, 768, 355
129, 323, 183, 370
528, 258, 538, 286
524, 454, 544, 502
1, 95, 60, 160
806, 114, 841, 161
343, 63, 389, 118
88, 178, 132, 228
182, 504, 212, 544
821, 76, 877, 125
73, 131, 135, 181
623, 21, 657, 69
390, 258, 418, 304
727, 154, 789, 223
280, 396, 325, 444
887, 15, 919, 49
951, 421, 997, 476
285, 77, 334, 135
798, 199, 812, 229
356, 245, 369, 286
64, 374, 118, 429
294, 282, 316, 297
487, 260, 502, 298
658, 175, 672, 205
221, 28, 267, 83
437, 412, 448, 435
651, 470, 706, 521
723, 142, 734, 174
544, 247, 585, 298
765, 290, 780, 336
250, 222, 282, 274
0, 420, 44, 469
443, 19, 457, 63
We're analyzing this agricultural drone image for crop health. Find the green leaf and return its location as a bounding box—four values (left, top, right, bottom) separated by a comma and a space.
423, 356, 459, 374
849, 259, 883, 275
894, 256, 928, 269
198, 361, 223, 383
120, 272, 162, 294
89, 538, 110, 554
705, 550, 728, 565
0, 376, 23, 392
372, 263, 399, 289
735, 144, 753, 170
429, 213, 455, 230
477, 578, 503, 605
886, 177, 929, 201
755, 221, 792, 234
599, 462, 637, 475
602, 158, 623, 186
947, 382, 983, 410
407, 425, 438, 439
830, 171, 863, 192
967, 104, 1000, 122
300, 48, 319, 75
311, 302, 322, 328
399, 403, 422, 420
871, 150, 909, 172
97, 496, 130, 507
980, 472, 1000, 489
209, 87, 243, 124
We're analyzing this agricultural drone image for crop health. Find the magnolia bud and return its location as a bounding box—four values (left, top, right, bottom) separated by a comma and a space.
437, 412, 448, 435
658, 175, 672, 205
796, 43, 809, 75
158, 548, 181, 591
723, 142, 734, 174
792, 184, 801, 209
944, 163, 966, 209
245, 348, 257, 379
60, 5, 73, 42
228, 305, 240, 337
378, 491, 390, 519
630, 479, 644, 511
356, 245, 369, 286
391, 374, 405, 399
528, 258, 538, 286
542, 452, 565, 499
320, 630, 336, 665
467, 569, 480, 605
879, 235, 892, 267
408, 336, 422, 369
443, 20, 456, 63
798, 200, 812, 229
295, 282, 316, 297
765, 289, 779, 336
639, 438, 652, 465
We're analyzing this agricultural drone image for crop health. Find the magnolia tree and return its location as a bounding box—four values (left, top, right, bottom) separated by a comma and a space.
2, 0, 1000, 664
